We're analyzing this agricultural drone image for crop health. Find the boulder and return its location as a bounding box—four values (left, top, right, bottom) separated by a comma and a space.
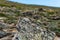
33, 15, 40, 19
22, 11, 33, 16
48, 16, 60, 20
16, 17, 56, 40
0, 30, 11, 38
38, 8, 45, 12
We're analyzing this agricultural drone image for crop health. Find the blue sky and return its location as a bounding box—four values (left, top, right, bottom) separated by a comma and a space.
9, 0, 60, 7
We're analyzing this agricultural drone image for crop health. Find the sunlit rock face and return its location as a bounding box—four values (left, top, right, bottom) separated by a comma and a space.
16, 17, 56, 40
54, 36, 60, 40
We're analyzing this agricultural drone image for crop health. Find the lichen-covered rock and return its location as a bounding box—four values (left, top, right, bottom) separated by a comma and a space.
16, 17, 56, 40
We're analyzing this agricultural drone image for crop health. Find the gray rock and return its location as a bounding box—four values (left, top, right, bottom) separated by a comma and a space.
0, 31, 7, 38
0, 22, 9, 29
16, 17, 56, 40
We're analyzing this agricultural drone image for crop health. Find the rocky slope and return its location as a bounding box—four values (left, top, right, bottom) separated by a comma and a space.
0, 0, 60, 40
